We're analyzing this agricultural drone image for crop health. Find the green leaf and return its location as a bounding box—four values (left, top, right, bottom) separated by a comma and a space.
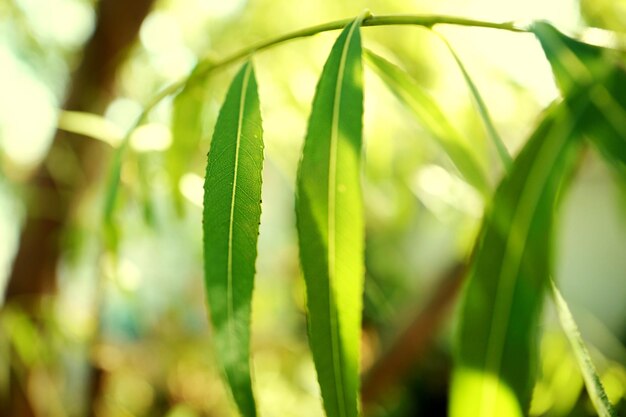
533, 22, 626, 178
450, 98, 587, 417
169, 68, 209, 215
296, 16, 365, 417
364, 49, 490, 196
532, 22, 610, 94
203, 61, 263, 417
437, 35, 513, 171
550, 280, 617, 417
102, 138, 129, 251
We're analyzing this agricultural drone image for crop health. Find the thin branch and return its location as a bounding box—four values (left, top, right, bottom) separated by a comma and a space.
103, 14, 529, 224
360, 263, 467, 408
138, 14, 528, 122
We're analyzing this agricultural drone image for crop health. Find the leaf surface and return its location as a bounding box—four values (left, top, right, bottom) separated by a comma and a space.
533, 22, 626, 178
550, 280, 617, 417
169, 68, 209, 214
365, 49, 490, 195
203, 61, 263, 417
296, 16, 365, 417
438, 36, 512, 170
450, 99, 586, 417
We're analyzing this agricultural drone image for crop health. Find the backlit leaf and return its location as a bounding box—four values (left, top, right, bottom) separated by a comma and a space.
203, 61, 263, 417
450, 98, 587, 417
550, 280, 617, 417
364, 49, 490, 196
169, 67, 210, 214
533, 32, 625, 413
296, 16, 365, 417
102, 135, 129, 251
437, 36, 512, 171
533, 21, 626, 178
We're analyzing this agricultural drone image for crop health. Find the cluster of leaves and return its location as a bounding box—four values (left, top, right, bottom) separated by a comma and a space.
124, 13, 625, 417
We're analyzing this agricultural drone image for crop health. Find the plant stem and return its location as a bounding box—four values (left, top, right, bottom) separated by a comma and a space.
365, 14, 525, 32
435, 33, 514, 172
104, 13, 528, 224
139, 14, 528, 121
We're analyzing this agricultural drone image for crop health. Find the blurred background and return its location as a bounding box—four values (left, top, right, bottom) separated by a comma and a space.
0, 0, 625, 416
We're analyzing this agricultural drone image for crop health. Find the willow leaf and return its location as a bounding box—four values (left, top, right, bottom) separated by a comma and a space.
364, 49, 490, 196
533, 22, 626, 178
203, 61, 263, 417
450, 98, 586, 417
296, 16, 365, 417
550, 280, 617, 417
438, 36, 512, 170
102, 138, 128, 250
169, 67, 209, 214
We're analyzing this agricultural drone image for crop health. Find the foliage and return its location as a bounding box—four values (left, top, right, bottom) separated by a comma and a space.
1, 2, 626, 417
192, 14, 625, 417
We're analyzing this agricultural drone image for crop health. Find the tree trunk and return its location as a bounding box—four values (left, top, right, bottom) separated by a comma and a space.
361, 263, 466, 410
4, 0, 155, 414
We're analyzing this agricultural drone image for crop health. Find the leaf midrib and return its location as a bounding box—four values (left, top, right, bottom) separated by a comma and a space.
327, 18, 359, 417
479, 108, 577, 416
227, 64, 252, 348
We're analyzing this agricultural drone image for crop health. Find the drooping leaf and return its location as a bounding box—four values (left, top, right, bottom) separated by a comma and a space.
364, 49, 490, 196
437, 35, 512, 171
450, 98, 587, 417
102, 137, 130, 251
550, 280, 617, 417
169, 68, 210, 215
296, 16, 365, 417
532, 22, 610, 95
203, 61, 263, 417
137, 154, 156, 227
533, 22, 626, 178
102, 147, 152, 250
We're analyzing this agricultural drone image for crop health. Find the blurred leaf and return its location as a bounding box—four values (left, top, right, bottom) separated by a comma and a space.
169, 67, 209, 215
532, 22, 610, 94
531, 33, 625, 416
550, 280, 617, 417
203, 61, 263, 417
137, 153, 156, 227
102, 136, 129, 251
296, 16, 365, 417
533, 21, 626, 178
437, 35, 512, 171
57, 110, 123, 146
580, 0, 626, 32
364, 49, 490, 196
450, 98, 586, 417
530, 332, 584, 416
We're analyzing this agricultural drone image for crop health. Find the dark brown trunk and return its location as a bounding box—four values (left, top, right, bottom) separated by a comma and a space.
4, 0, 155, 414
361, 263, 467, 410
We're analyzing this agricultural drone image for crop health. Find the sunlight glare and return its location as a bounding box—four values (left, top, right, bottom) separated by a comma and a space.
15, 0, 94, 46
130, 123, 172, 152
180, 173, 204, 207
412, 164, 483, 218
0, 46, 57, 167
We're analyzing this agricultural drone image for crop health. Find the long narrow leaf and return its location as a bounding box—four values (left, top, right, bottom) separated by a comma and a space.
102, 137, 129, 250
550, 280, 617, 417
203, 61, 263, 417
296, 15, 365, 417
169, 65, 213, 215
437, 35, 513, 171
450, 98, 587, 417
533, 22, 626, 177
364, 49, 490, 196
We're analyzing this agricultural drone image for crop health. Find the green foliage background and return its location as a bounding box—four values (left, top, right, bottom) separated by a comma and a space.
0, 0, 625, 416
